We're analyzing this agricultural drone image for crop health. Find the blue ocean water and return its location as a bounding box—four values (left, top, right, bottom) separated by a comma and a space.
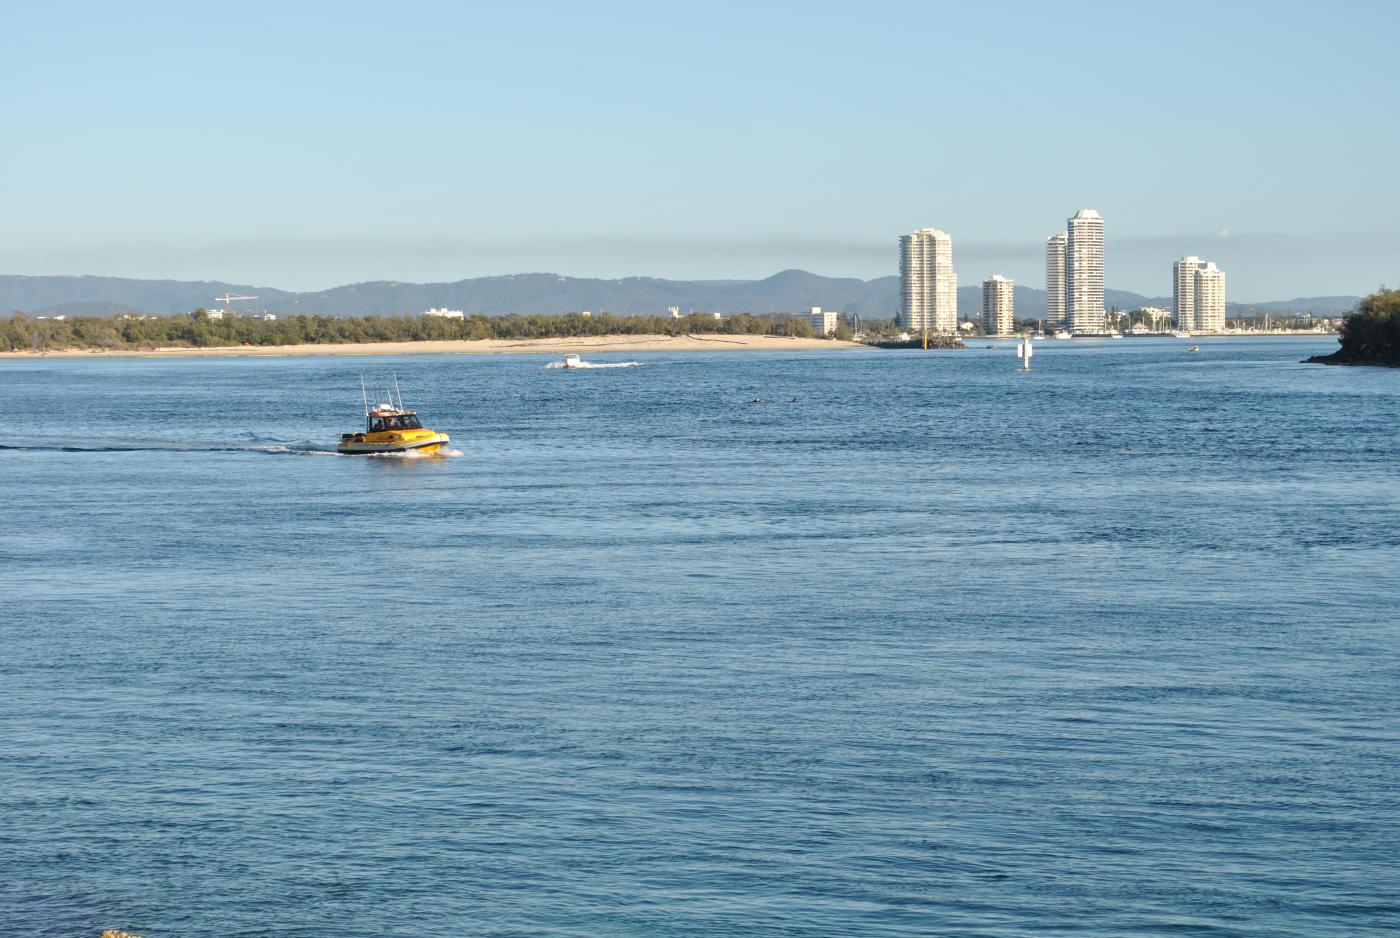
2, 337, 1398, 937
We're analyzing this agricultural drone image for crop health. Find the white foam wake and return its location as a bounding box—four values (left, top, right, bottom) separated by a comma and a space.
366, 447, 464, 459
0, 438, 339, 456
545, 360, 644, 369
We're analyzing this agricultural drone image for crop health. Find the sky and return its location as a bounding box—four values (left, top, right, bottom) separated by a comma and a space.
1, 0, 1397, 299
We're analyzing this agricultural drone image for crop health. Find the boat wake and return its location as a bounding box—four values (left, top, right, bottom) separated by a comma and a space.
366, 447, 464, 459
0, 438, 340, 456
545, 360, 643, 369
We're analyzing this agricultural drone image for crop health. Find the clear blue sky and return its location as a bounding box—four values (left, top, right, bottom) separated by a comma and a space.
2, 0, 1397, 298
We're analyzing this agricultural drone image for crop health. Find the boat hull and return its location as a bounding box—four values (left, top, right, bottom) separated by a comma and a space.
336, 432, 451, 455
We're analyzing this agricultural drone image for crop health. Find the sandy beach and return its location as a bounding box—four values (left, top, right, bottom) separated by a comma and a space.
0, 333, 865, 359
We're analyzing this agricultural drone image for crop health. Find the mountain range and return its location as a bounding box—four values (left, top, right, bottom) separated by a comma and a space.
0, 271, 1362, 319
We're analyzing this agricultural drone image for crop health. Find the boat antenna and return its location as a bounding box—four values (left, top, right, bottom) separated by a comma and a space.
359, 373, 369, 416
392, 373, 404, 410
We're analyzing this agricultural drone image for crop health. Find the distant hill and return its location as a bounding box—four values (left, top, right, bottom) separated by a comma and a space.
30, 300, 139, 318
0, 275, 296, 317
1229, 296, 1364, 316
0, 271, 1360, 319
281, 270, 902, 318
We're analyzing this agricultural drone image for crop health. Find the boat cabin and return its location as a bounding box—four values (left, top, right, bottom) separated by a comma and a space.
367, 409, 423, 433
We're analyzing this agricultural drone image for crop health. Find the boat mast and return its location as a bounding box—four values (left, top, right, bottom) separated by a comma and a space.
359, 373, 370, 416
392, 373, 404, 410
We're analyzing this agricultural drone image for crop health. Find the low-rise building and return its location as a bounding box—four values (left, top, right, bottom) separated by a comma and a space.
808, 306, 839, 336
422, 308, 465, 319
1136, 305, 1171, 331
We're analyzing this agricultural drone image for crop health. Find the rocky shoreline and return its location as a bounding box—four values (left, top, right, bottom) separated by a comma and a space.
1304, 288, 1398, 367
867, 335, 966, 350
1304, 352, 1400, 367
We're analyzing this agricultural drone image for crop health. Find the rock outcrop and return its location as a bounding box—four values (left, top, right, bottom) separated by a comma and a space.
1306, 289, 1400, 367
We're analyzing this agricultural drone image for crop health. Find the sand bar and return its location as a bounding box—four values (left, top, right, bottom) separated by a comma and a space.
1, 333, 865, 360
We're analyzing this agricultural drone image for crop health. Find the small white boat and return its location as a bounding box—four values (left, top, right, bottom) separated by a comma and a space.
1172, 331, 1192, 339
1108, 332, 1124, 339
1053, 330, 1073, 340
547, 353, 642, 370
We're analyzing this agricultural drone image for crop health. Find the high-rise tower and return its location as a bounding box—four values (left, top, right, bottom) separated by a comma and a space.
982, 275, 1015, 336
1195, 262, 1226, 333
1066, 209, 1105, 334
899, 228, 957, 333
1045, 232, 1067, 329
1173, 256, 1227, 333
1173, 256, 1202, 331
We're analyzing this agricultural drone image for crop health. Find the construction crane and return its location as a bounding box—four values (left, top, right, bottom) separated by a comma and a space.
213, 293, 258, 317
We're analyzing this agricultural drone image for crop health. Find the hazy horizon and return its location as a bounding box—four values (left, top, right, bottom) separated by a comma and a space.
2, 228, 1388, 299
3, 1, 1396, 298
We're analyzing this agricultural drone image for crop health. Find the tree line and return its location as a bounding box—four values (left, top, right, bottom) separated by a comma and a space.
2, 309, 851, 352
1312, 288, 1400, 366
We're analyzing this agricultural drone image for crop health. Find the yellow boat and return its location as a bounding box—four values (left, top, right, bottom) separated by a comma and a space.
337, 376, 450, 455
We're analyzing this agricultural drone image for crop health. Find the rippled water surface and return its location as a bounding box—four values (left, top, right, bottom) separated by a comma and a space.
3, 338, 1399, 937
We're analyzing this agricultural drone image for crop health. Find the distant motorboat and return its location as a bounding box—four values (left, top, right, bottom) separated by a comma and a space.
1108, 332, 1124, 339
1053, 330, 1073, 340
546, 352, 643, 370
1173, 331, 1192, 339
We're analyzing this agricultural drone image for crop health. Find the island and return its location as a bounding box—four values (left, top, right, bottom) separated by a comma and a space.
868, 334, 966, 349
1306, 288, 1400, 367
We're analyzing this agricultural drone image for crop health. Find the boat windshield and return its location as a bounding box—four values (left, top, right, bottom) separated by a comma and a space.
370, 414, 422, 431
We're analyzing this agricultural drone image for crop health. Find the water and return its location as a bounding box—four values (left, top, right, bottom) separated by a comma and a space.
3, 338, 1398, 937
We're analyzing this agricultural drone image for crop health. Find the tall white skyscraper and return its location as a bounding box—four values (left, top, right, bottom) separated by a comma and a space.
899, 228, 957, 333
1174, 257, 1227, 332
982, 275, 1015, 335
1173, 256, 1202, 331
1066, 209, 1105, 333
1195, 262, 1226, 333
1045, 232, 1067, 329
